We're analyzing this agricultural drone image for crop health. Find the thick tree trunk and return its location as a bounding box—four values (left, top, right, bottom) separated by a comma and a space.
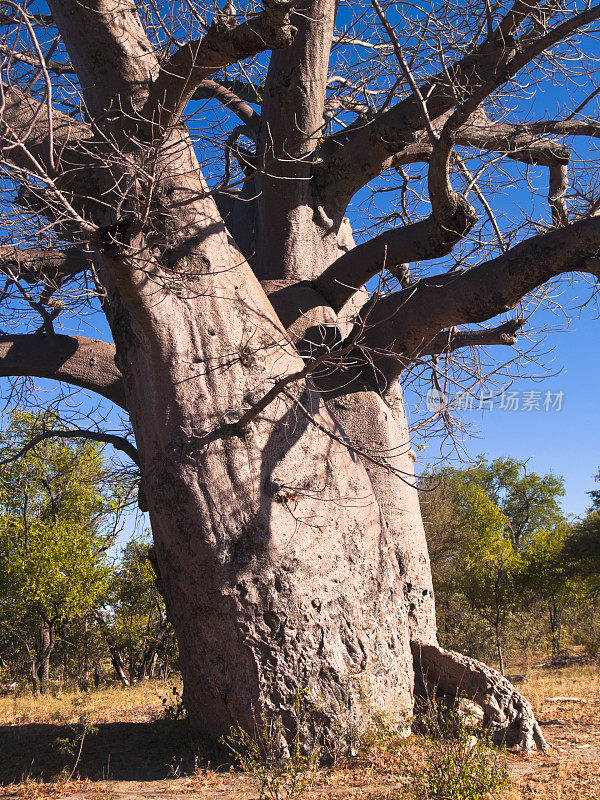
129, 341, 414, 743
0, 0, 559, 756
328, 382, 437, 644
101, 179, 414, 745
233, 182, 547, 749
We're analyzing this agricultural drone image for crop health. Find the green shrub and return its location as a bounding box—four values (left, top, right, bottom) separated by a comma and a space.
222, 689, 320, 800
411, 700, 510, 800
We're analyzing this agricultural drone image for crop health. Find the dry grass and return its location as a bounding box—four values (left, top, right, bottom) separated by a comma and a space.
502, 660, 600, 800
509, 764, 600, 800
0, 679, 182, 726
519, 662, 600, 716
1, 665, 599, 799
0, 778, 99, 798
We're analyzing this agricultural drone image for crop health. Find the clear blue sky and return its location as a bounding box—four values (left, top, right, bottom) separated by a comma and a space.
411, 299, 600, 519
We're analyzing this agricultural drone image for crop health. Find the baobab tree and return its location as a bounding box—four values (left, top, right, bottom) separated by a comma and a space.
1, 0, 599, 751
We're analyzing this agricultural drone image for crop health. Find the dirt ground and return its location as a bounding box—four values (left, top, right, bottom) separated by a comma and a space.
0, 663, 599, 800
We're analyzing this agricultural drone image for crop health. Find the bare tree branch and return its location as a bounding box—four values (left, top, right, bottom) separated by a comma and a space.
0, 334, 126, 408
454, 115, 573, 166
192, 77, 262, 105
192, 78, 259, 131
353, 215, 600, 371
421, 318, 525, 357
0, 12, 54, 27
139, 1, 297, 138
315, 2, 600, 210
549, 163, 569, 227
0, 43, 74, 74
312, 198, 477, 311
0, 246, 93, 283
2, 427, 139, 466
368, 112, 600, 175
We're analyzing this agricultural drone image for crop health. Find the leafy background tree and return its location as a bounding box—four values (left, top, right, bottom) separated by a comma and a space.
453, 480, 519, 674
95, 535, 176, 686
0, 411, 153, 691
422, 457, 599, 672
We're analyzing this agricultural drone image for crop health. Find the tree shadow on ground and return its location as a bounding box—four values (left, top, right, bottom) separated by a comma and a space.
0, 719, 200, 783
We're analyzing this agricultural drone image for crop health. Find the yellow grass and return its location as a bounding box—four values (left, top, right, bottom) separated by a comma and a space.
503, 660, 600, 800
519, 662, 600, 717
0, 678, 182, 726
1, 665, 599, 799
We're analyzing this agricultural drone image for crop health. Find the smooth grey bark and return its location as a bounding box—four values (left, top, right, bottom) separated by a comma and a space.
106, 192, 415, 741
254, 0, 347, 280
327, 384, 437, 643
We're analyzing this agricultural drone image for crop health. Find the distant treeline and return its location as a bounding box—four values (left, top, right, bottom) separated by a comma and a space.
421, 457, 600, 672
0, 411, 177, 694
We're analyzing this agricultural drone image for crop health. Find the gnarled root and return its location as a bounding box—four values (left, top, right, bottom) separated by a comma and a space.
411, 641, 548, 752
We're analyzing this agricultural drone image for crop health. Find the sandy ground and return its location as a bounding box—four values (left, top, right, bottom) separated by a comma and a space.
1, 665, 599, 799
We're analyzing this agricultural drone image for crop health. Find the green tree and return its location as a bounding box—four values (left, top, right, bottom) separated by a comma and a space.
456, 457, 565, 551
421, 475, 493, 661
0, 412, 117, 693
96, 535, 176, 685
563, 513, 600, 578
423, 458, 569, 671
452, 479, 520, 674
588, 470, 600, 512
520, 525, 582, 657
559, 510, 600, 656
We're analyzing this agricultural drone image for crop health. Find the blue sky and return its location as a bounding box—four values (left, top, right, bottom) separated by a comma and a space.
410, 299, 600, 519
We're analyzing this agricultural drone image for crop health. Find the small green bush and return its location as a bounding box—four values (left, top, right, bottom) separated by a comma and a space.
411, 700, 510, 800
224, 718, 320, 800
222, 689, 320, 800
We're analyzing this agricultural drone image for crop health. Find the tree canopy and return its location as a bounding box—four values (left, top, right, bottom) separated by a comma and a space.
0, 411, 125, 690
423, 459, 600, 669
